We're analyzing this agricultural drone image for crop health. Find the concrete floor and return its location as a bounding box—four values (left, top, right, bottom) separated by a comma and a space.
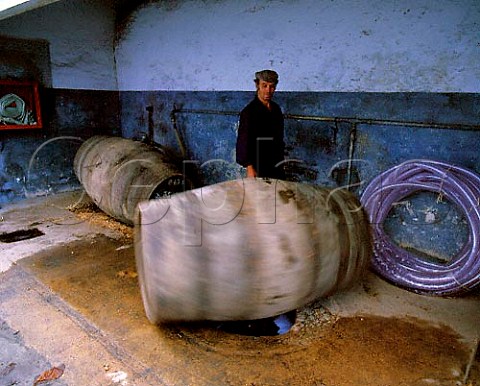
0, 191, 479, 386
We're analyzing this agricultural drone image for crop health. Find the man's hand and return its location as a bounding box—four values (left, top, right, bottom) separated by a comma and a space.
246, 165, 257, 178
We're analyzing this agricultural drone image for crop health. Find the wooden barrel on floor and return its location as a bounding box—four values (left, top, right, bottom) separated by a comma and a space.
135, 178, 372, 323
74, 135, 187, 225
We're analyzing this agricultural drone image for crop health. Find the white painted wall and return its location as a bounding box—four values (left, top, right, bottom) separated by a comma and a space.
115, 0, 480, 92
0, 0, 476, 92
0, 0, 117, 90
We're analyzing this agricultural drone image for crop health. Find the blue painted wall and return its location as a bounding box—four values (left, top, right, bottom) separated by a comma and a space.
0, 89, 119, 205
119, 90, 480, 260
120, 90, 480, 187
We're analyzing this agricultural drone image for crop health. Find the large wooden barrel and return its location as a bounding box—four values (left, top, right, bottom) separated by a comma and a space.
135, 178, 372, 323
74, 135, 187, 225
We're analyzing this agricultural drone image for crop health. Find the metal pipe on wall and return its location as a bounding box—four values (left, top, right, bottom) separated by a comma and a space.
347, 123, 357, 189
170, 104, 187, 158
170, 107, 480, 190
172, 107, 480, 131
285, 114, 480, 131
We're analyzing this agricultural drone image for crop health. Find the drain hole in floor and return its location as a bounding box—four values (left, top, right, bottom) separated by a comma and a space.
217, 310, 297, 337
0, 228, 45, 243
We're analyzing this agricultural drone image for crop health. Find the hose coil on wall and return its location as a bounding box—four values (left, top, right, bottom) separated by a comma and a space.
360, 159, 480, 296
0, 93, 34, 125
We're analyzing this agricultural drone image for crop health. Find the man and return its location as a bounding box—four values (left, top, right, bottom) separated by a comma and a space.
227, 70, 295, 336
236, 69, 285, 179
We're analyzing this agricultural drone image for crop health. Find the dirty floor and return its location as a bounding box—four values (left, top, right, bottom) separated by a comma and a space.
0, 191, 479, 386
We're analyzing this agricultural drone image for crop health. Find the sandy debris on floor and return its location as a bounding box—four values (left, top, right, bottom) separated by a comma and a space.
68, 202, 133, 240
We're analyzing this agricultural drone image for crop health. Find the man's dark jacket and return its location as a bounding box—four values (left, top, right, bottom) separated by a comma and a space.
236, 96, 285, 179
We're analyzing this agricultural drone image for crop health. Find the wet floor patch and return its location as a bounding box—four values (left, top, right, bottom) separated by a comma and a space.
19, 235, 474, 386
0, 228, 44, 243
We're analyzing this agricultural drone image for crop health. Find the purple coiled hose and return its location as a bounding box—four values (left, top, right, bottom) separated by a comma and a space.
360, 159, 480, 296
